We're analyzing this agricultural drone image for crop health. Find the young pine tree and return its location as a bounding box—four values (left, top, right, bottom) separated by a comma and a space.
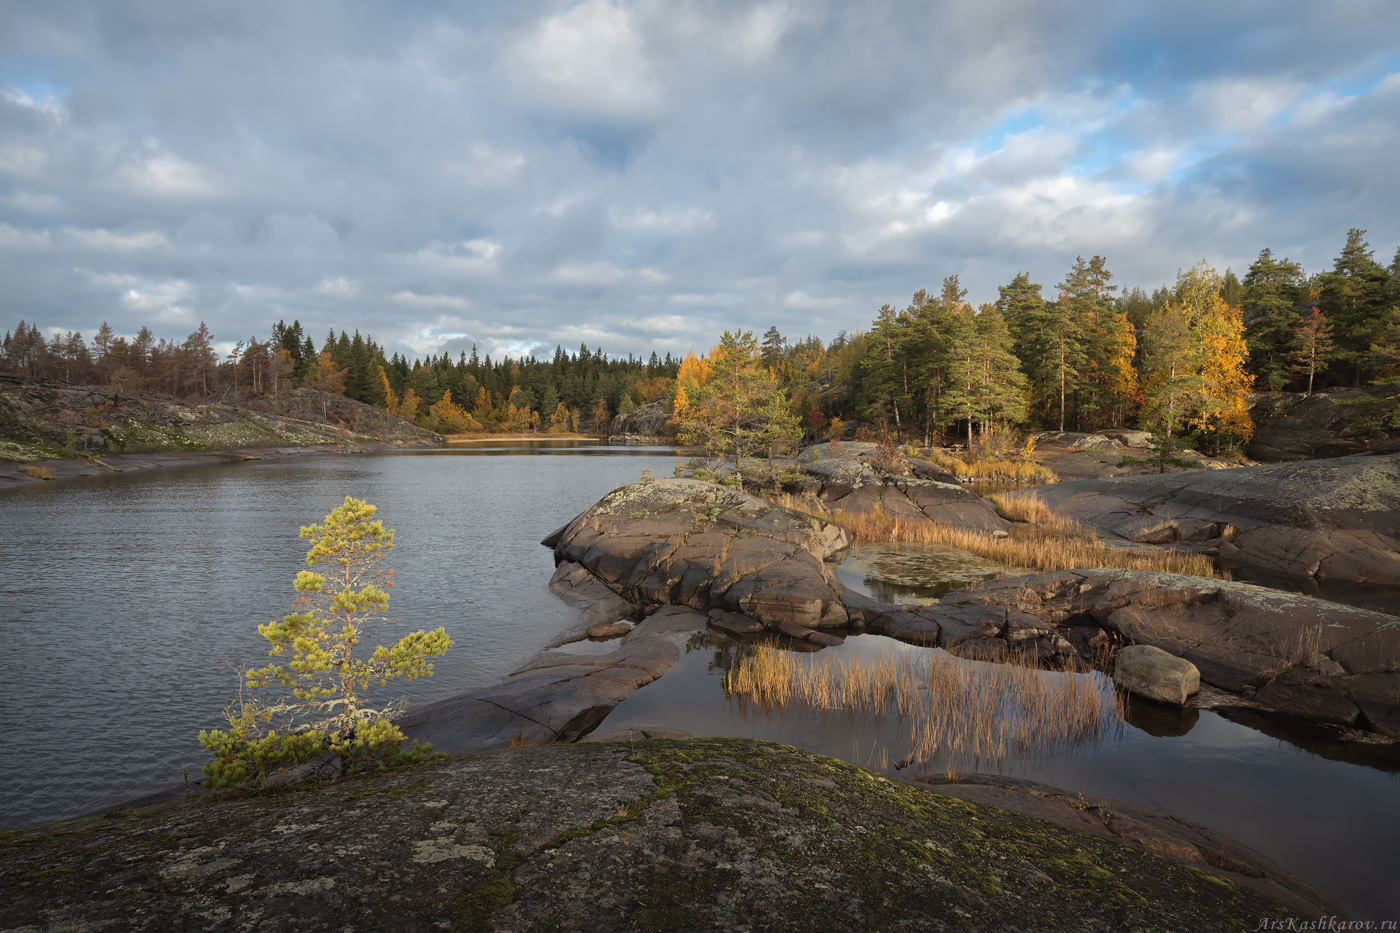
198, 497, 451, 789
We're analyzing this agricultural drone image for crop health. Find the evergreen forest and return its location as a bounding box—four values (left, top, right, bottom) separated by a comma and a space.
5, 229, 1400, 452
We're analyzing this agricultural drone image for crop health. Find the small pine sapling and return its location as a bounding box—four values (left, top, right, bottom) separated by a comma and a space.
199, 496, 452, 790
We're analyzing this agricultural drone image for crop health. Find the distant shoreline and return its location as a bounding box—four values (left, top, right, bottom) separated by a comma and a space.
0, 437, 440, 488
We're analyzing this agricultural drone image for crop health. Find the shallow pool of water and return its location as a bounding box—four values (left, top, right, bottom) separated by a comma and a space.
597, 630, 1400, 920
836, 542, 1010, 603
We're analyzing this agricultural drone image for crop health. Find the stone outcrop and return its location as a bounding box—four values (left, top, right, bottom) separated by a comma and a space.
1006, 452, 1400, 584
398, 605, 712, 754
1250, 389, 1400, 461
533, 478, 1399, 738
1113, 645, 1200, 706
544, 478, 853, 629
791, 442, 1011, 534
0, 738, 1329, 930
936, 570, 1400, 737
0, 375, 438, 476
607, 395, 671, 442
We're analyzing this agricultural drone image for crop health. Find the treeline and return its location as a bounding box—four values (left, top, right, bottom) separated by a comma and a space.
4, 227, 1397, 446
0, 316, 680, 435
751, 228, 1399, 454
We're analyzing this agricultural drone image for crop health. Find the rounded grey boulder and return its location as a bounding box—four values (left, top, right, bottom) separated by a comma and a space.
1115, 644, 1201, 706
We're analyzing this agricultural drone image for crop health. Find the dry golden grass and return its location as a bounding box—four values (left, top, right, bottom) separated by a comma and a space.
779, 494, 1217, 578
924, 450, 1057, 485
986, 492, 1086, 536
725, 644, 1124, 773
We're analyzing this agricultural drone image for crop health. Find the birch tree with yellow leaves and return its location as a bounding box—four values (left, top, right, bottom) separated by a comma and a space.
1140, 262, 1253, 454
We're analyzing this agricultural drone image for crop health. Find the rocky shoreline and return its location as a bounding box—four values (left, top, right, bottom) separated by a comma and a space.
0, 738, 1334, 931
0, 375, 441, 486
7, 446, 1399, 926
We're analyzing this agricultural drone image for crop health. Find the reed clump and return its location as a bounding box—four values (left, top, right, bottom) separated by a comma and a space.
725, 644, 1124, 773
986, 492, 1087, 536
779, 494, 1216, 578
923, 450, 1057, 486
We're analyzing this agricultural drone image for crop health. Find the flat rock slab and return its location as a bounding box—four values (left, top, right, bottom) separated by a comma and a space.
1005, 452, 1400, 584
924, 772, 1341, 918
942, 569, 1400, 737
398, 607, 710, 754
794, 442, 1011, 533
0, 739, 1319, 931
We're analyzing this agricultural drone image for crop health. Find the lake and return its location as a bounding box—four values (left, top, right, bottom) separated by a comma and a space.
0, 441, 681, 829
1, 443, 1396, 918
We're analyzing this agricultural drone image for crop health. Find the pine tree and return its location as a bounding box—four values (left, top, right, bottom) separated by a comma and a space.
1321, 229, 1394, 385
1242, 248, 1305, 390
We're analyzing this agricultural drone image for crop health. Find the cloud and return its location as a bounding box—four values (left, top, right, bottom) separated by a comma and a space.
504, 0, 664, 119
1, 1, 1398, 361
391, 291, 472, 311
317, 276, 359, 299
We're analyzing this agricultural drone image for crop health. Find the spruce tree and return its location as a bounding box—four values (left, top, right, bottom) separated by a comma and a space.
1242, 248, 1305, 390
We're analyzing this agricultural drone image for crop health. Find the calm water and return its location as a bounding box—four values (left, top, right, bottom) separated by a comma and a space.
3, 447, 1397, 918
599, 630, 1400, 920
0, 441, 680, 829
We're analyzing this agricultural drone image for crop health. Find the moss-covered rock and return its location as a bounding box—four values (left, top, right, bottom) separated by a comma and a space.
0, 739, 1322, 931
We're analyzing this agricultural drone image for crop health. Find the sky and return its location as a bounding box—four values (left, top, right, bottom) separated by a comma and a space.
2, 1, 1399, 363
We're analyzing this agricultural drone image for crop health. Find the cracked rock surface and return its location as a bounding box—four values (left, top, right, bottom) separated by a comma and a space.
1006, 452, 1400, 584
0, 739, 1326, 931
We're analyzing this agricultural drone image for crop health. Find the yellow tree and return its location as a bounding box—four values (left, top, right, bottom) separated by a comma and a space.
314, 350, 347, 395
427, 390, 481, 434
372, 364, 398, 414
549, 401, 572, 433
673, 331, 800, 477
1177, 261, 1253, 446
397, 387, 421, 423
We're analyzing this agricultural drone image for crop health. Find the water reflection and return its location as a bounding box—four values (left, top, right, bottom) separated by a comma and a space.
722, 634, 1123, 774
598, 628, 1400, 919
836, 543, 1011, 603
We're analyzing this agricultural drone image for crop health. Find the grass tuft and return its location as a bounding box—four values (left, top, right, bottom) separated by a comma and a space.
923, 450, 1057, 485
778, 493, 1217, 579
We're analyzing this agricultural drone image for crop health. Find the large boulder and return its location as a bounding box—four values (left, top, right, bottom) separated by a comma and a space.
1249, 389, 1400, 461
607, 395, 671, 440
793, 442, 1011, 533
1003, 452, 1400, 584
544, 478, 853, 629
1114, 645, 1201, 706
